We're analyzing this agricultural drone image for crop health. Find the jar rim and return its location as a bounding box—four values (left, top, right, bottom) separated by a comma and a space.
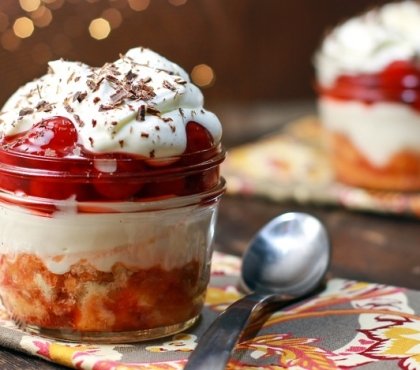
0, 145, 226, 180
0, 177, 226, 214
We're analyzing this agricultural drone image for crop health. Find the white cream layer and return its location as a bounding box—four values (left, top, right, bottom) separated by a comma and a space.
0, 202, 217, 274
0, 47, 222, 158
315, 1, 420, 86
319, 97, 420, 167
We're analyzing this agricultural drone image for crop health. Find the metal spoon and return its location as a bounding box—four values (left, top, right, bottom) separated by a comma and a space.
184, 212, 330, 370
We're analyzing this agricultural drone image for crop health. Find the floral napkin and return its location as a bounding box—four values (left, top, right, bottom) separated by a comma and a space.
0, 252, 420, 369
222, 116, 420, 217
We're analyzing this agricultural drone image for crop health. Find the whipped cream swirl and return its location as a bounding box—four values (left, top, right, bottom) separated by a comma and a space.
315, 1, 420, 86
0, 47, 222, 158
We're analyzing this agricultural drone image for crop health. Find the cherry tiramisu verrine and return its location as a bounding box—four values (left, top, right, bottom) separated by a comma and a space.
316, 1, 420, 191
0, 47, 225, 342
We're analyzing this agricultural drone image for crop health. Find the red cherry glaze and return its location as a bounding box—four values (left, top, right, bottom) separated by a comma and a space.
319, 60, 420, 111
92, 154, 145, 200
29, 178, 80, 200
0, 118, 220, 202
7, 117, 79, 157
142, 177, 186, 199
185, 121, 214, 153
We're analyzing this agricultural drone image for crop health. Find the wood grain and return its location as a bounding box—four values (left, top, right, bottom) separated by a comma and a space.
216, 195, 420, 290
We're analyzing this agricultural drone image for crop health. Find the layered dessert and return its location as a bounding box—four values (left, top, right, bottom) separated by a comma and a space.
0, 47, 224, 341
315, 1, 420, 191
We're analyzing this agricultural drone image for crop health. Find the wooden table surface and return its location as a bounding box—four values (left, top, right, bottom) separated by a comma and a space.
1, 101, 420, 368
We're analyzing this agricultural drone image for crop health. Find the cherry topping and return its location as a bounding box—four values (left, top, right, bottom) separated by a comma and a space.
0, 118, 221, 203
92, 154, 144, 200
8, 116, 78, 157
319, 60, 420, 110
380, 60, 420, 89
185, 121, 214, 153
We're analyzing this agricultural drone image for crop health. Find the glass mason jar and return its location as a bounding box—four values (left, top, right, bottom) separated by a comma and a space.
317, 61, 420, 191
0, 142, 225, 343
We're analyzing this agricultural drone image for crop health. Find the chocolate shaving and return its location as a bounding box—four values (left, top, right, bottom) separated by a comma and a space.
174, 77, 187, 85
169, 125, 176, 133
119, 140, 124, 148
86, 79, 96, 91
155, 125, 160, 131
75, 76, 81, 82
36, 100, 53, 112
93, 97, 101, 104
73, 114, 84, 127
105, 74, 120, 84
163, 80, 176, 91
110, 89, 128, 104
147, 106, 161, 116
74, 91, 87, 103
92, 119, 97, 127
86, 77, 103, 92
179, 108, 185, 118
149, 149, 155, 158
88, 137, 94, 147
99, 104, 113, 111
136, 105, 146, 121
129, 79, 156, 101
162, 117, 173, 123
67, 72, 75, 84
125, 70, 138, 81
64, 103, 74, 113
19, 108, 34, 116
140, 132, 149, 138
36, 85, 42, 99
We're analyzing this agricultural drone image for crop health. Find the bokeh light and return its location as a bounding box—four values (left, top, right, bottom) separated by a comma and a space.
30, 6, 53, 28
44, 0, 65, 10
19, 0, 41, 12
88, 18, 111, 40
1, 29, 21, 51
13, 17, 35, 39
102, 8, 123, 29
128, 0, 150, 12
168, 0, 188, 6
191, 64, 215, 87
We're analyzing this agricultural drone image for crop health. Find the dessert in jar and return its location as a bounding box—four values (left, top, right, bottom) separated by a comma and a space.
0, 47, 225, 342
315, 1, 420, 191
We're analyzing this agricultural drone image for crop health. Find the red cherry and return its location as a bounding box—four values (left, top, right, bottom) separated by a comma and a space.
320, 60, 420, 109
380, 60, 420, 88
8, 117, 78, 157
185, 121, 214, 154
29, 178, 80, 200
92, 154, 144, 200
143, 177, 186, 199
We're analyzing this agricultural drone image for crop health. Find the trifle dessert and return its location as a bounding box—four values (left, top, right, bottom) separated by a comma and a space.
0, 47, 225, 342
315, 1, 420, 191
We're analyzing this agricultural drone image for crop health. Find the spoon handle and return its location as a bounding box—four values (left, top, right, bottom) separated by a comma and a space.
183, 292, 285, 370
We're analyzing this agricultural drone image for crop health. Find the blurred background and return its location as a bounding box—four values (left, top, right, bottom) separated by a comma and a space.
0, 0, 392, 140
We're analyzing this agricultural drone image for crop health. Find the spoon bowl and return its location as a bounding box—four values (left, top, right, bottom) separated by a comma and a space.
184, 212, 331, 370
241, 212, 330, 296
